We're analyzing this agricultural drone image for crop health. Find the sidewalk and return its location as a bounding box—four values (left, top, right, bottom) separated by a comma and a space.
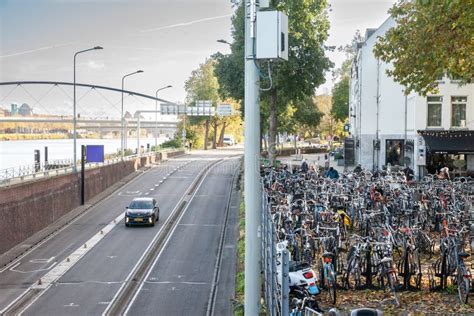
277, 152, 346, 174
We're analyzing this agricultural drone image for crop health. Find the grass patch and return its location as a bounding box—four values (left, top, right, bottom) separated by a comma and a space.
234, 164, 245, 316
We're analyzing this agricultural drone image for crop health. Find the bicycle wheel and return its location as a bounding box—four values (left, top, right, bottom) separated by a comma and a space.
457, 267, 470, 304
388, 271, 400, 306
326, 265, 337, 304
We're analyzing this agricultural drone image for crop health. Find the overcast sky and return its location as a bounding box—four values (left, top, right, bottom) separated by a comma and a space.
0, 0, 394, 118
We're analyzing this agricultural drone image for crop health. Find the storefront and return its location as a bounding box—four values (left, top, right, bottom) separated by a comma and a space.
418, 130, 474, 177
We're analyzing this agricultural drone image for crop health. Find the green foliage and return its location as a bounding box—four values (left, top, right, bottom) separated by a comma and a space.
160, 138, 181, 148
331, 76, 349, 122
292, 97, 323, 136
374, 0, 474, 95
185, 58, 220, 106
214, 0, 333, 136
214, 3, 245, 104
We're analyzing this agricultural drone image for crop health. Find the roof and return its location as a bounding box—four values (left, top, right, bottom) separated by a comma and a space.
131, 197, 154, 201
418, 130, 474, 154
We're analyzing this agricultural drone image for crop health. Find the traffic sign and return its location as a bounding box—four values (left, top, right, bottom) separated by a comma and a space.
217, 104, 233, 116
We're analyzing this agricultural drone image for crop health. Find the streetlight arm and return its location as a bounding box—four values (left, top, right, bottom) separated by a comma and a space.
155, 85, 172, 97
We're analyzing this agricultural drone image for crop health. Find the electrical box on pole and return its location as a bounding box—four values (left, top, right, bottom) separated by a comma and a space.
256, 11, 288, 61
259, 0, 270, 8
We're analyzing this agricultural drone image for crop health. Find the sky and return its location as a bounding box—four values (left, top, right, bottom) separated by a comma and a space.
0, 0, 395, 118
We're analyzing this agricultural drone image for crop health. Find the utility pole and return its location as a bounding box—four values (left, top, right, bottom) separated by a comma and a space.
244, 0, 261, 314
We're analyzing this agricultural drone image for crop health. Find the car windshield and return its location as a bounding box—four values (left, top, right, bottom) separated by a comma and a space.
129, 200, 153, 209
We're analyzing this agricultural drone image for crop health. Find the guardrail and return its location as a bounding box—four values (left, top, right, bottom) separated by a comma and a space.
262, 189, 289, 316
0, 148, 184, 187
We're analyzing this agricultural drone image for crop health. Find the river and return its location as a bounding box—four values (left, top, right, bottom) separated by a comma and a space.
0, 137, 168, 170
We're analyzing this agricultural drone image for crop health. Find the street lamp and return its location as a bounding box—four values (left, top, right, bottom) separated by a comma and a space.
217, 39, 231, 46
73, 46, 103, 172
121, 70, 144, 160
155, 85, 172, 150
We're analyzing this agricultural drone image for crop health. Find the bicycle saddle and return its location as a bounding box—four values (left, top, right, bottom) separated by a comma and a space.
459, 251, 470, 258
322, 251, 334, 258
380, 257, 393, 263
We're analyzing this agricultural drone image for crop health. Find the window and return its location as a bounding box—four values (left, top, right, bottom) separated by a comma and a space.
451, 96, 467, 127
427, 96, 442, 127
386, 139, 405, 166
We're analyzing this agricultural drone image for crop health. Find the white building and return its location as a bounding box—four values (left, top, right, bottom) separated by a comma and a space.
348, 17, 474, 177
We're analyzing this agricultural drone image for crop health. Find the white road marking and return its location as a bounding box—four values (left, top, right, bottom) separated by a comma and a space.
64, 303, 79, 307
14, 213, 124, 315
178, 223, 218, 227
57, 281, 123, 285
10, 262, 57, 274
30, 257, 55, 264
123, 162, 216, 315
145, 281, 208, 285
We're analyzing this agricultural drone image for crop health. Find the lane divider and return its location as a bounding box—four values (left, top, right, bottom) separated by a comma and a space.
105, 158, 225, 316
2, 212, 124, 315
0, 159, 194, 315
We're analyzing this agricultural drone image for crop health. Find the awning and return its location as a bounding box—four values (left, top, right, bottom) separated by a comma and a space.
418, 130, 474, 154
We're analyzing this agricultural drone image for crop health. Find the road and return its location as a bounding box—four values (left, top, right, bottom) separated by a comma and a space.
0, 148, 241, 315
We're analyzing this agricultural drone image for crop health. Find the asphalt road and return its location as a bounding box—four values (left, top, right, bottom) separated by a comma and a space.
0, 149, 241, 316
126, 158, 240, 315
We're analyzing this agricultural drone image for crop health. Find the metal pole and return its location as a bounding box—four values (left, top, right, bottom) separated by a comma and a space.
81, 145, 86, 205
155, 95, 158, 150
137, 114, 141, 156
73, 46, 102, 171
121, 76, 125, 160
73, 54, 77, 171
281, 249, 289, 316
155, 85, 172, 151
244, 0, 261, 314
121, 70, 144, 160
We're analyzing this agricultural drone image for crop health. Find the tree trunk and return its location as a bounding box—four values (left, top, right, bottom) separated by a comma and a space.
218, 122, 227, 147
212, 120, 218, 149
204, 119, 209, 150
269, 88, 278, 165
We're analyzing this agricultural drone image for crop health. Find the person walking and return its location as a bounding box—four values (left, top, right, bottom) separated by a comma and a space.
301, 159, 309, 173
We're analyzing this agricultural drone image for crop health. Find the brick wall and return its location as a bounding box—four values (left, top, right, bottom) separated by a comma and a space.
0, 151, 183, 254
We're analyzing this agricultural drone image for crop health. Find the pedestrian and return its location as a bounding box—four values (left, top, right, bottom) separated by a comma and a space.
403, 165, 414, 182
353, 164, 362, 174
301, 159, 309, 173
189, 141, 192, 151
438, 167, 450, 180
325, 167, 339, 179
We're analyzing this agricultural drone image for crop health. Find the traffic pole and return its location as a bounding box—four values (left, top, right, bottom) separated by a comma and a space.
244, 0, 262, 314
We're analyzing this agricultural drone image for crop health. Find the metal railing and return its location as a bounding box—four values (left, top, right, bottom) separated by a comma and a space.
0, 148, 184, 187
262, 189, 289, 316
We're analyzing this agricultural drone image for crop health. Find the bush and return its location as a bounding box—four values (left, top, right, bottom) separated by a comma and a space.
160, 138, 182, 148
334, 152, 344, 160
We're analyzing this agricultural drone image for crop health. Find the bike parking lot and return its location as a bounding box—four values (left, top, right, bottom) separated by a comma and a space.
261, 163, 474, 314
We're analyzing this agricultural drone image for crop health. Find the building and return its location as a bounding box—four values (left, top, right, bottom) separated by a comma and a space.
10, 103, 18, 116
0, 107, 9, 117
348, 17, 474, 177
18, 103, 33, 116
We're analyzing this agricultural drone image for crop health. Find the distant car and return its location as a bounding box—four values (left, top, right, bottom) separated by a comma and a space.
223, 135, 235, 146
125, 197, 160, 227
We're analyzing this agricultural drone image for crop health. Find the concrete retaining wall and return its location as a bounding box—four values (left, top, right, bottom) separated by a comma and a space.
0, 150, 184, 254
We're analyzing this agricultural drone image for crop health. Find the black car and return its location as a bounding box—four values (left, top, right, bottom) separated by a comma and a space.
125, 197, 160, 227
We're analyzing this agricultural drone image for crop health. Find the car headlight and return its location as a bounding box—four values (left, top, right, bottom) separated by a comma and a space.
125, 217, 129, 223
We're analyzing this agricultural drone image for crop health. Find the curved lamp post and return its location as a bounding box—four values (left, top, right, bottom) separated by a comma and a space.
154, 85, 172, 149
73, 46, 103, 172
121, 70, 144, 160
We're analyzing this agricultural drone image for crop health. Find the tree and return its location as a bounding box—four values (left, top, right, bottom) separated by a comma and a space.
184, 58, 220, 150
292, 97, 323, 137
373, 0, 474, 95
331, 76, 349, 122
330, 31, 362, 123
215, 0, 332, 163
